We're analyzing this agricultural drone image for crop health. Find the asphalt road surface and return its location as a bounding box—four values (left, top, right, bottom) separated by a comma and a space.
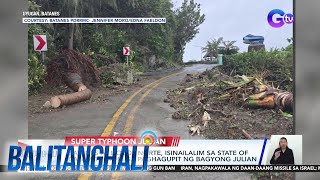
22, 64, 252, 180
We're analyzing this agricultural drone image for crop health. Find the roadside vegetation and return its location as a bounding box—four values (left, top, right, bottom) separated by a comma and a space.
165, 38, 293, 180
202, 37, 239, 58
186, 37, 239, 65
193, 36, 293, 92
28, 0, 205, 94
164, 39, 294, 178
166, 38, 294, 137
221, 38, 293, 92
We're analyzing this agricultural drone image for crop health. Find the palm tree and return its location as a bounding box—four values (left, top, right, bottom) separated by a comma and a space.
202, 37, 223, 58
221, 40, 239, 55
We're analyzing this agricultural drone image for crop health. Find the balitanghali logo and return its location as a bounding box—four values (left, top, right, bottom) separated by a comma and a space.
268, 9, 294, 28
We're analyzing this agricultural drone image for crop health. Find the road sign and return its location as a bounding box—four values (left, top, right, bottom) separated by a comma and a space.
33, 35, 47, 51
123, 47, 130, 56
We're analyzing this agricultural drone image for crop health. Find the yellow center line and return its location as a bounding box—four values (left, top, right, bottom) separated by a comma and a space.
78, 72, 180, 180
123, 74, 176, 136
112, 72, 180, 180
101, 80, 160, 136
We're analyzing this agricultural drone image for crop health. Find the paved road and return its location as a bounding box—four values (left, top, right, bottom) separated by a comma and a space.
25, 64, 251, 180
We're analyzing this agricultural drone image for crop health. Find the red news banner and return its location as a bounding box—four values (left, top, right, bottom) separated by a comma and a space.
64, 136, 180, 147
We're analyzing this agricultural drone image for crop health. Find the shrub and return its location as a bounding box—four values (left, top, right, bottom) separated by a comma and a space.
220, 49, 293, 91
28, 53, 46, 94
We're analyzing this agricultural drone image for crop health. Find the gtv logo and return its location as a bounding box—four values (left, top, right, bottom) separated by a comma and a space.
268, 9, 294, 28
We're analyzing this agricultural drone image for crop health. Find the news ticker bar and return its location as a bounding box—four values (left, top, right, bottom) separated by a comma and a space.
150, 165, 320, 172
1, 165, 319, 172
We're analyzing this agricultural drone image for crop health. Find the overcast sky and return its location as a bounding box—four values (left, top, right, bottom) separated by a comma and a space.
173, 0, 293, 61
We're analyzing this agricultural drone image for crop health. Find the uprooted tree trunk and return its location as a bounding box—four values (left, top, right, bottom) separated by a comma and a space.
246, 91, 293, 112
45, 89, 92, 108
274, 92, 293, 112
46, 49, 100, 88
244, 83, 293, 112
65, 72, 87, 92
44, 49, 100, 108
220, 75, 293, 112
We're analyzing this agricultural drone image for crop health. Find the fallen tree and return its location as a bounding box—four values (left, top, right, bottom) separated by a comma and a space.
218, 75, 293, 112
46, 49, 100, 89
44, 89, 92, 108
246, 91, 293, 112
64, 72, 88, 92
44, 49, 99, 108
